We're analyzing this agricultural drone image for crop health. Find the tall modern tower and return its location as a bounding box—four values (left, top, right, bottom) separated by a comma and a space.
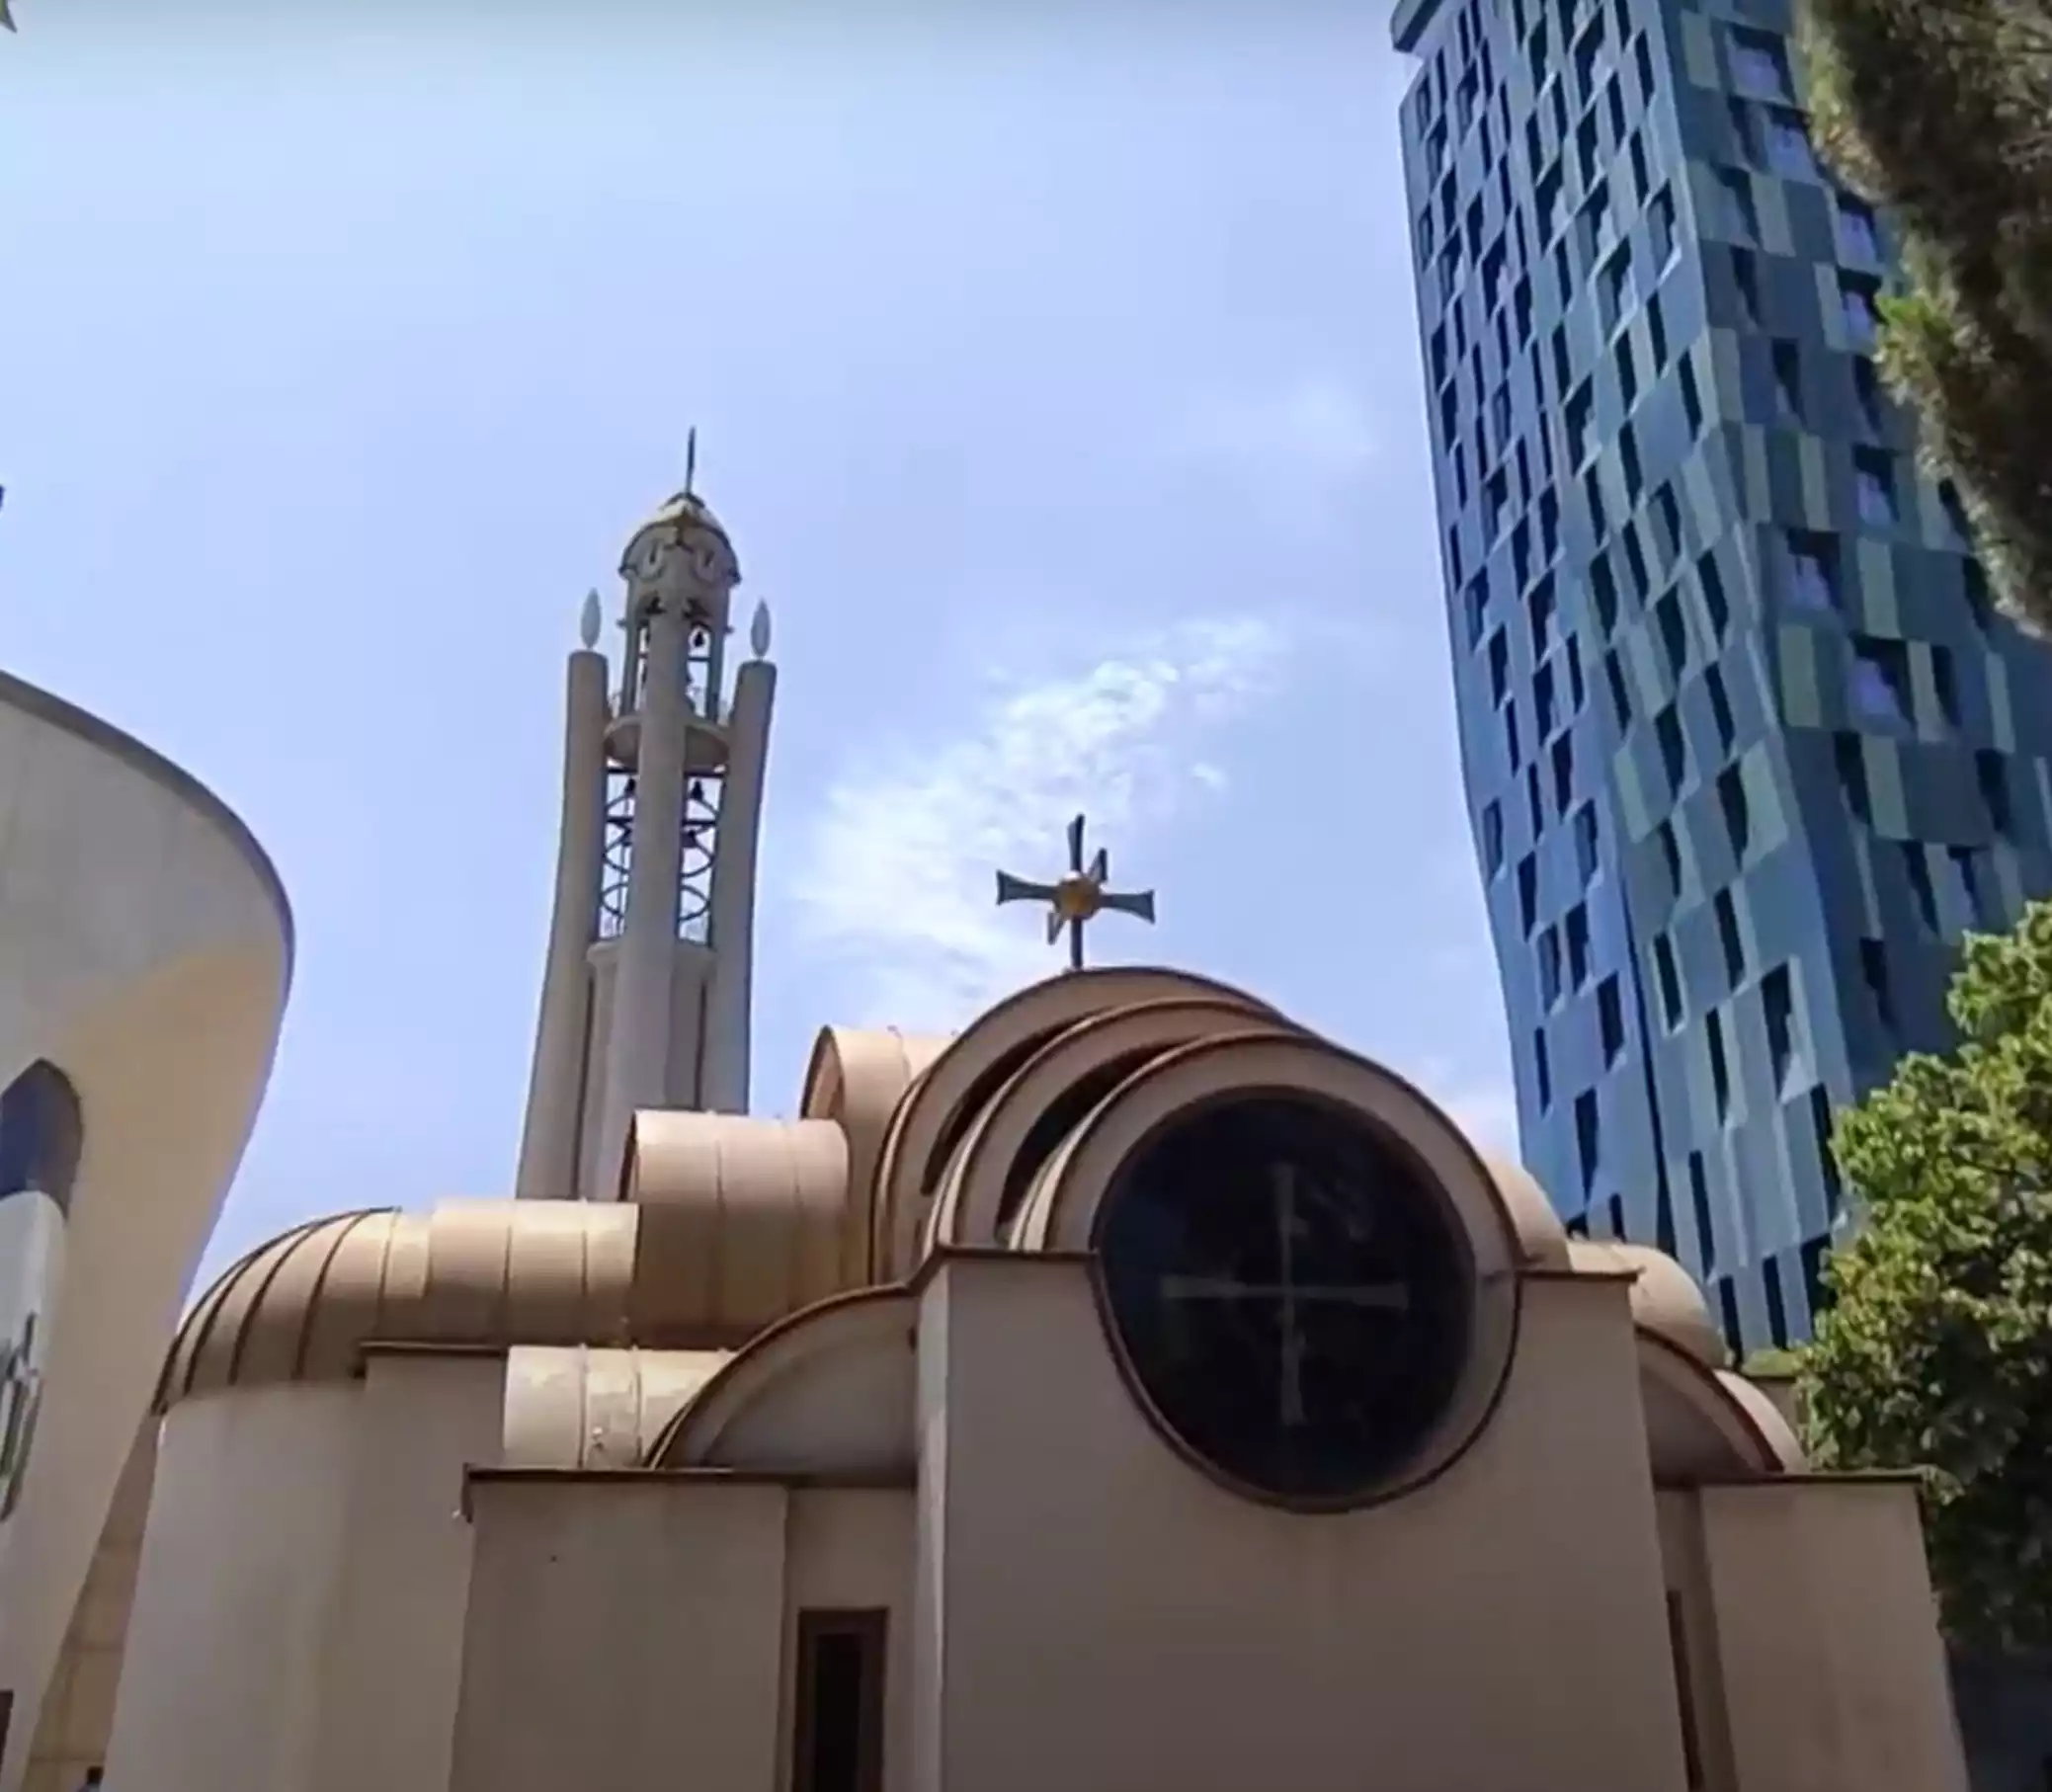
514, 481, 778, 1202
1392, 0, 2052, 1353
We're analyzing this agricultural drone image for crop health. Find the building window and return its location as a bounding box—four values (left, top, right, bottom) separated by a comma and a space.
1487, 628, 1511, 705
1539, 927, 1563, 1008
1859, 937, 1897, 1029
1689, 1155, 1717, 1276
1852, 358, 1887, 437
1599, 975, 1625, 1063
1841, 274, 1881, 348
1719, 166, 1758, 241
1718, 766, 1753, 861
1565, 902, 1592, 989
1904, 843, 1940, 933
1707, 1007, 1732, 1121
793, 1610, 888, 1792
1764, 963, 1798, 1093
1770, 338, 1803, 422
1786, 530, 1840, 612
1838, 195, 1880, 262
1575, 1089, 1601, 1190
1854, 448, 1897, 527
1534, 1026, 1553, 1110
0, 1064, 84, 1209
1481, 801, 1505, 876
1656, 935, 1684, 1027
1765, 107, 1818, 180
1574, 802, 1601, 882
1714, 887, 1746, 986
1849, 638, 1912, 726
1730, 26, 1791, 100
1705, 665, 1737, 755
1763, 1255, 1791, 1349
1667, 1591, 1707, 1790
1657, 707, 1687, 795
1979, 748, 2012, 835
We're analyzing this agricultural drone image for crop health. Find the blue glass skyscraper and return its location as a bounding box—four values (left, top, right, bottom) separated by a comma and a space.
1392, 0, 2052, 1352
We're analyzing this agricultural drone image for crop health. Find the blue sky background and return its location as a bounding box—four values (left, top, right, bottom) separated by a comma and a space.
0, 0, 1516, 1289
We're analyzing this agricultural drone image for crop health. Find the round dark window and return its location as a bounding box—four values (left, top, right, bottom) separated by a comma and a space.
1095, 1093, 1473, 1507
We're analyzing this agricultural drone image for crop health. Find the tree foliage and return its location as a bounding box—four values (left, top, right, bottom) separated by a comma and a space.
1795, 0, 2052, 635
1800, 899, 2052, 1650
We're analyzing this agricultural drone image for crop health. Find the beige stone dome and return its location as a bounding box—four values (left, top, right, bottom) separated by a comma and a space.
1570, 1239, 1728, 1368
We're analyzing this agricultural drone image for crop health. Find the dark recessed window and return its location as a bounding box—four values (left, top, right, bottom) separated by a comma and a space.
1763, 1256, 1790, 1349
1765, 107, 1817, 180
1574, 802, 1601, 882
1904, 844, 1940, 933
1565, 902, 1592, 989
1705, 665, 1736, 754
1840, 275, 1882, 348
1480, 801, 1505, 876
1707, 1007, 1732, 1121
1518, 855, 1539, 935
1656, 935, 1683, 1027
1689, 1154, 1717, 1275
1719, 166, 1758, 241
1763, 963, 1798, 1093
1539, 928, 1563, 1008
1859, 937, 1897, 1029
1575, 1089, 1601, 1190
1680, 352, 1705, 436
1714, 887, 1746, 986
1730, 26, 1791, 99
793, 1611, 888, 1792
1717, 765, 1752, 859
1786, 530, 1840, 612
1599, 974, 1625, 1064
1770, 338, 1803, 421
1849, 639, 1911, 725
1838, 196, 1880, 262
1835, 731, 1871, 821
1811, 1085, 1844, 1217
1657, 707, 1687, 794
1854, 448, 1897, 528
1978, 749, 2012, 835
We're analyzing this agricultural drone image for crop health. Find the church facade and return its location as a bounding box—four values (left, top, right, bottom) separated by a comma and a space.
85, 961, 1964, 1792
18, 483, 1968, 1792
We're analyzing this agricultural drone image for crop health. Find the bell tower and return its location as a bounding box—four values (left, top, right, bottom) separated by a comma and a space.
513, 471, 778, 1200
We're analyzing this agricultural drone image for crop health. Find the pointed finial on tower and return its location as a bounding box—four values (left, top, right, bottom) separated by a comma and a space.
580, 589, 602, 649
683, 427, 698, 499
749, 601, 773, 661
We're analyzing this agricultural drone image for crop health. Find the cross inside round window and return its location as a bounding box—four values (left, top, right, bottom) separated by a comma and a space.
1094, 1092, 1475, 1507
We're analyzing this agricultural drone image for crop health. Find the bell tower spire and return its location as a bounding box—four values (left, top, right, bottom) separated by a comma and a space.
513, 466, 779, 1200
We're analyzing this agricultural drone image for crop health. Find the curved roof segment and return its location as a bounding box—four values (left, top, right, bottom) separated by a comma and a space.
0, 669, 292, 1792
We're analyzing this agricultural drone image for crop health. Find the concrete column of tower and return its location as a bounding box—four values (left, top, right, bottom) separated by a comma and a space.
593, 595, 693, 1194
513, 639, 610, 1199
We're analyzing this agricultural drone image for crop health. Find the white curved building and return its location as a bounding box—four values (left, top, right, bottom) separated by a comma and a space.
0, 670, 291, 1792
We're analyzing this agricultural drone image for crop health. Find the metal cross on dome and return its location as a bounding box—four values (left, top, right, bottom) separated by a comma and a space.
995, 814, 1157, 972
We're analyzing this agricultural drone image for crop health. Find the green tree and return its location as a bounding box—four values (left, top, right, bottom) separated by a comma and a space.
1801, 898, 2052, 1649
1795, 0, 2052, 635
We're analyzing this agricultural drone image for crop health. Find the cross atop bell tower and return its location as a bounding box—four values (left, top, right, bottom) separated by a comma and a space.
513, 458, 781, 1201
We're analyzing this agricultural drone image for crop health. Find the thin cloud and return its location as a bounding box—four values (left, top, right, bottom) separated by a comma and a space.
1164, 375, 1378, 476
791, 615, 1290, 1032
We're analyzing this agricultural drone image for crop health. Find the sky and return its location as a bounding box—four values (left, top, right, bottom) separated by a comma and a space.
0, 0, 1517, 1292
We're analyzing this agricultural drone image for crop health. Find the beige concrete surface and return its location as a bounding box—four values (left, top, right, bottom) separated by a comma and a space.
0, 670, 291, 1792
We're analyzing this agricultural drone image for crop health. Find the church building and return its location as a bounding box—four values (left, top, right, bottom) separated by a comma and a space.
65, 486, 1967, 1792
